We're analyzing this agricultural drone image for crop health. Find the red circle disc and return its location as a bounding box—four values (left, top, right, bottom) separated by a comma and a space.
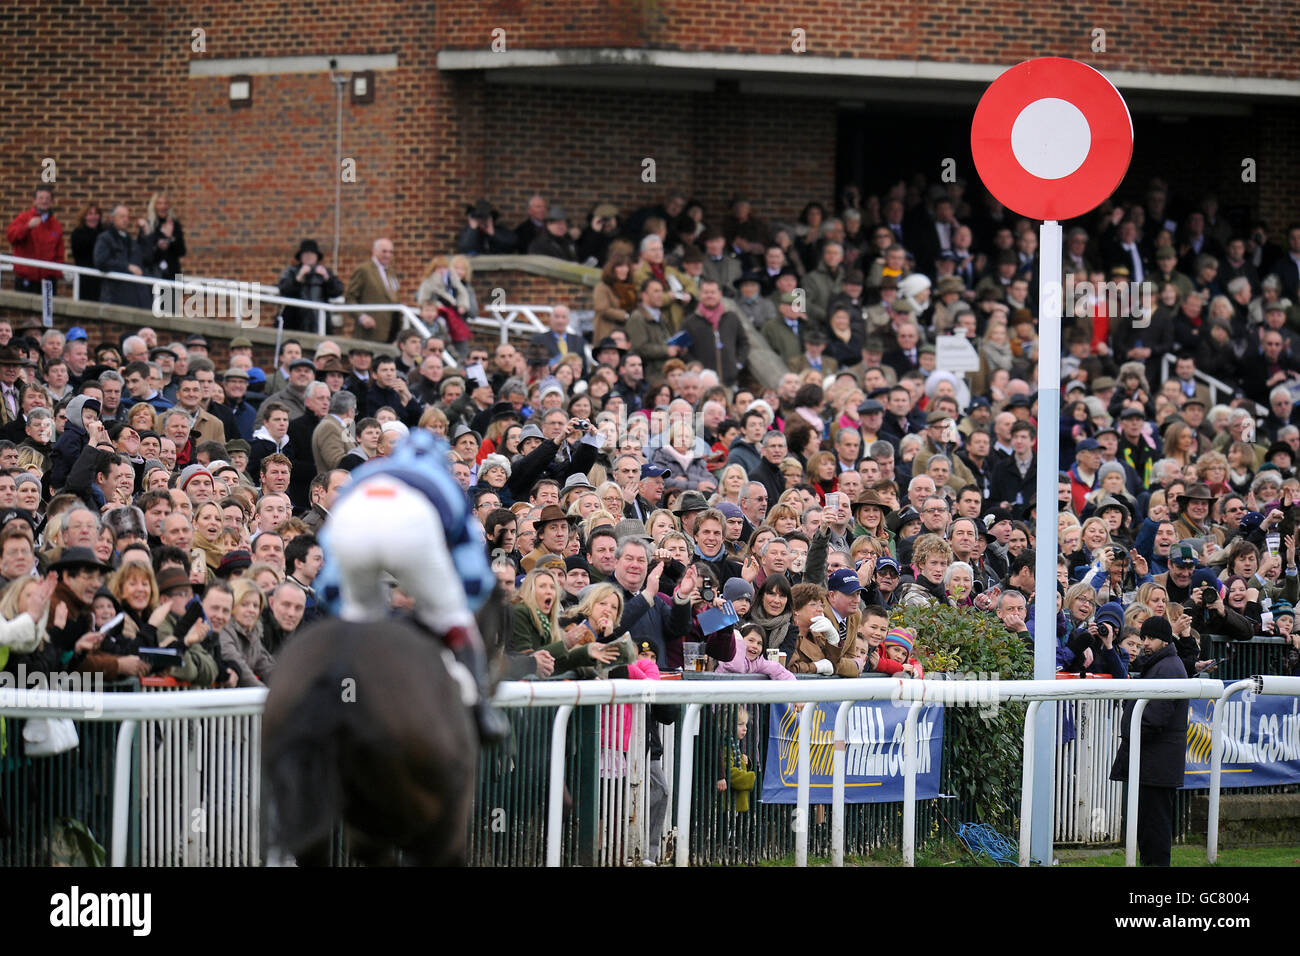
971, 57, 1133, 221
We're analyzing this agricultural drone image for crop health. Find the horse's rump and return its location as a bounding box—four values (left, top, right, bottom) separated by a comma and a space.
262, 618, 477, 865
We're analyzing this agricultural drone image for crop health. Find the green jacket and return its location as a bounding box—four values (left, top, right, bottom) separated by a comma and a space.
626, 307, 672, 379
509, 603, 599, 673
762, 317, 803, 362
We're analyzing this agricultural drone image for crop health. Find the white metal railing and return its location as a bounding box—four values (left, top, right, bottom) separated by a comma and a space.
1, 254, 563, 361
9, 675, 1300, 867
1053, 698, 1125, 844
494, 675, 1237, 868
0, 253, 430, 341
1159, 351, 1265, 418
138, 682, 260, 865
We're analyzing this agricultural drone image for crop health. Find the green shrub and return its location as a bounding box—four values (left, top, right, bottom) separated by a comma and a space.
891, 602, 1031, 824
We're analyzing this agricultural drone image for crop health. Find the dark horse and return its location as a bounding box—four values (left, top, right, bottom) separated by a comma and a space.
261, 617, 478, 866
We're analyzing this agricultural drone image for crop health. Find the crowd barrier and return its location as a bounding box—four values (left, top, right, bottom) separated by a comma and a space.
3, 672, 1300, 867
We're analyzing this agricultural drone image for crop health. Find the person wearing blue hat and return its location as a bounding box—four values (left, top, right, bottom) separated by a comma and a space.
1271, 601, 1296, 652
823, 567, 866, 647
862, 554, 902, 608
1154, 540, 1201, 604
1065, 599, 1129, 677
638, 462, 669, 514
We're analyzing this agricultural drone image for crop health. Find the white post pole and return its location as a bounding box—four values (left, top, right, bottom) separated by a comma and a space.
545, 705, 573, 867
1207, 680, 1254, 863
795, 702, 813, 867
1018, 699, 1041, 866
1031, 218, 1064, 866
674, 704, 702, 868
901, 701, 923, 867
111, 720, 137, 867
1124, 699, 1149, 867
831, 700, 853, 867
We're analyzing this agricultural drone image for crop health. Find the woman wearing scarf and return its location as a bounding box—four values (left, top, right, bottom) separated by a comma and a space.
592, 254, 638, 344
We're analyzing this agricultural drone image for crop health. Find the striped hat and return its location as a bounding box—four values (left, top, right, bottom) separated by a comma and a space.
883, 627, 914, 656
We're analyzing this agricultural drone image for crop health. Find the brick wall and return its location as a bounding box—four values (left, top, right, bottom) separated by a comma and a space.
3, 0, 1297, 307
441, 0, 1300, 80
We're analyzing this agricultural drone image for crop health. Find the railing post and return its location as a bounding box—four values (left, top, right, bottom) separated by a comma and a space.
673, 704, 702, 867
1019, 699, 1041, 866
1208, 679, 1255, 864
795, 701, 814, 867
902, 700, 923, 867
545, 705, 573, 867
831, 700, 854, 867
572, 706, 601, 867
111, 720, 137, 867
1124, 699, 1149, 867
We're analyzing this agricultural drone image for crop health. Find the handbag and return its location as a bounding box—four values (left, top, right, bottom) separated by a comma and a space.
22, 717, 79, 757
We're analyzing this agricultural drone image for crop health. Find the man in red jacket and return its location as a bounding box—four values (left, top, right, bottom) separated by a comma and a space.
6, 186, 64, 292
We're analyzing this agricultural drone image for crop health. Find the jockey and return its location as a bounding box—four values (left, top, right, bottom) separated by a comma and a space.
319, 429, 509, 743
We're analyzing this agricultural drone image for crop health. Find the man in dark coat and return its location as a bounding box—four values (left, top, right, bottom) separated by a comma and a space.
92, 203, 152, 309
277, 239, 344, 332
681, 278, 748, 387
1109, 616, 1188, 867
526, 206, 578, 261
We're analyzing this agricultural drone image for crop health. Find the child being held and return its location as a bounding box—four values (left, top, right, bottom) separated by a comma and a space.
714, 623, 796, 680
875, 626, 924, 678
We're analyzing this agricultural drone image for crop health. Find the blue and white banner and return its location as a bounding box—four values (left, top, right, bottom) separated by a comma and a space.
760, 702, 944, 804
1183, 696, 1300, 789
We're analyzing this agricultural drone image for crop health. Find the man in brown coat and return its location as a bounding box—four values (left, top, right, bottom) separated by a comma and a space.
785, 582, 862, 677
311, 388, 358, 473
345, 237, 401, 343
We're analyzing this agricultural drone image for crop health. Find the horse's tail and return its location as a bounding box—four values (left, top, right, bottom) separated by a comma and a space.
263, 663, 349, 859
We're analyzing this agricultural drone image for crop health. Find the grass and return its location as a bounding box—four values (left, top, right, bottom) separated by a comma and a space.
757, 842, 1300, 867
1057, 844, 1300, 867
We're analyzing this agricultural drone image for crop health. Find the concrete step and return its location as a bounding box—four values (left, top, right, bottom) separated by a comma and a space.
1188, 792, 1300, 847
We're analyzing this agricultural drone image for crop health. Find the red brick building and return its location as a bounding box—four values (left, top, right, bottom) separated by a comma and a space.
3, 0, 1298, 287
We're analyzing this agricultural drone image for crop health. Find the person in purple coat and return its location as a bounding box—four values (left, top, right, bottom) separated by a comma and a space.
715, 623, 796, 680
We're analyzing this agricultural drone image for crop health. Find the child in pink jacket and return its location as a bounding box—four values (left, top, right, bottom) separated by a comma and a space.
715, 624, 796, 680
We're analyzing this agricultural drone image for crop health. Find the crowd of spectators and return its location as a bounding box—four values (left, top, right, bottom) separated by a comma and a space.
5, 175, 1300, 707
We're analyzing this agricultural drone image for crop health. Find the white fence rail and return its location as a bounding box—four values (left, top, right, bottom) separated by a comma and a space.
0, 254, 553, 361
5, 675, 1300, 866
1053, 699, 1125, 844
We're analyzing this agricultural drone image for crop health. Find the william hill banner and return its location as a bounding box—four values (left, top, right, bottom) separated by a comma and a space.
760, 702, 944, 804
1184, 696, 1300, 789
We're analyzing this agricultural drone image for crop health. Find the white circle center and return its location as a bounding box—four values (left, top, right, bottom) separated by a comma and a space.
1010, 98, 1091, 180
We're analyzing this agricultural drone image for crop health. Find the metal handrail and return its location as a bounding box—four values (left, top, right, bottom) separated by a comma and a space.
0, 252, 430, 340
10, 675, 1280, 869
1159, 351, 1265, 418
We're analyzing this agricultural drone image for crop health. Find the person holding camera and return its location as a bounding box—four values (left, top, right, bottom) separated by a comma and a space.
1065, 599, 1129, 677
1110, 615, 1188, 866
1189, 576, 1254, 643
277, 239, 344, 332
456, 199, 517, 256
